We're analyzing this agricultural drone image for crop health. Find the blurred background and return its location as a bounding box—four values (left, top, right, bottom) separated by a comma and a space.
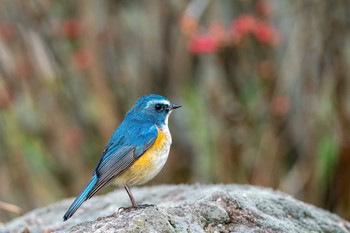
1, 0, 350, 223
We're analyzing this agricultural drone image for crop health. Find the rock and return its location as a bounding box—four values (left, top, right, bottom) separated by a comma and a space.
1, 184, 350, 233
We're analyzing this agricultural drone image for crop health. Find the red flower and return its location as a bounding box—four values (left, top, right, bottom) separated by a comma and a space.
232, 14, 258, 37
254, 22, 282, 46
72, 50, 93, 71
188, 34, 218, 54
60, 19, 83, 39
230, 13, 283, 47
209, 21, 227, 45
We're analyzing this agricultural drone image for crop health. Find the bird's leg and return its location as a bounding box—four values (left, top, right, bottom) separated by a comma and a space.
124, 184, 138, 208
118, 184, 157, 212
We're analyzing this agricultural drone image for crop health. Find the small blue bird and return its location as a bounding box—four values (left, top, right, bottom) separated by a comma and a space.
63, 94, 181, 221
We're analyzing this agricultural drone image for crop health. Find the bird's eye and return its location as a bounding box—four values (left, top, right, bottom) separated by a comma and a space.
155, 104, 163, 112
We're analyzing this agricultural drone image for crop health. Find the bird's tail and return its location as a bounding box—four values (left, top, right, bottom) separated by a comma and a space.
63, 174, 98, 221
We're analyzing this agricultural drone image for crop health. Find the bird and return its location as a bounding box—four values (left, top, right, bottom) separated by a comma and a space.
63, 94, 181, 221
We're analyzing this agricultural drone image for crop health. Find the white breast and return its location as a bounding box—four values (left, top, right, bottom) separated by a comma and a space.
149, 124, 172, 179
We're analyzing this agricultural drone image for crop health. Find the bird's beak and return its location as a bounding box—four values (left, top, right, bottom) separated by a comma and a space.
168, 104, 181, 111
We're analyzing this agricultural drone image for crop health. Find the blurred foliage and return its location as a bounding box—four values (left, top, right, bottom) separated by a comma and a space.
1, 0, 350, 223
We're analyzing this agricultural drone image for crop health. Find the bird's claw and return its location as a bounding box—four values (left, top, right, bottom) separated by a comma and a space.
118, 204, 158, 212
138, 204, 158, 209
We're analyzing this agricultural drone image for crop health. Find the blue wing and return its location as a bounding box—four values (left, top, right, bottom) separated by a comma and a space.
63, 123, 158, 221
88, 123, 158, 198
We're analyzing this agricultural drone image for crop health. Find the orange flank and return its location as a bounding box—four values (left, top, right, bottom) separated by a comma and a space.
114, 127, 170, 186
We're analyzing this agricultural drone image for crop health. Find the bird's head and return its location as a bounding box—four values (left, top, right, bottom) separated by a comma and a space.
128, 94, 181, 126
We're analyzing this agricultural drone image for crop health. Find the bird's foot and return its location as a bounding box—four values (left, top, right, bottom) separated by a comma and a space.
138, 204, 157, 209
118, 204, 157, 212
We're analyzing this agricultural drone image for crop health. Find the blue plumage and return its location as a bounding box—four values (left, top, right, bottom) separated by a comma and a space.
63, 94, 180, 221
63, 175, 97, 221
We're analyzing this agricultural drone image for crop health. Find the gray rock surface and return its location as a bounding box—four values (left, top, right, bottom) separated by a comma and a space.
1, 184, 350, 233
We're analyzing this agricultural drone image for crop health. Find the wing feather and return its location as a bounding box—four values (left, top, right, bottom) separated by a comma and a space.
86, 125, 158, 199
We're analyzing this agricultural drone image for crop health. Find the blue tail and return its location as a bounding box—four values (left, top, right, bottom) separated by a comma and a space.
63, 174, 98, 221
